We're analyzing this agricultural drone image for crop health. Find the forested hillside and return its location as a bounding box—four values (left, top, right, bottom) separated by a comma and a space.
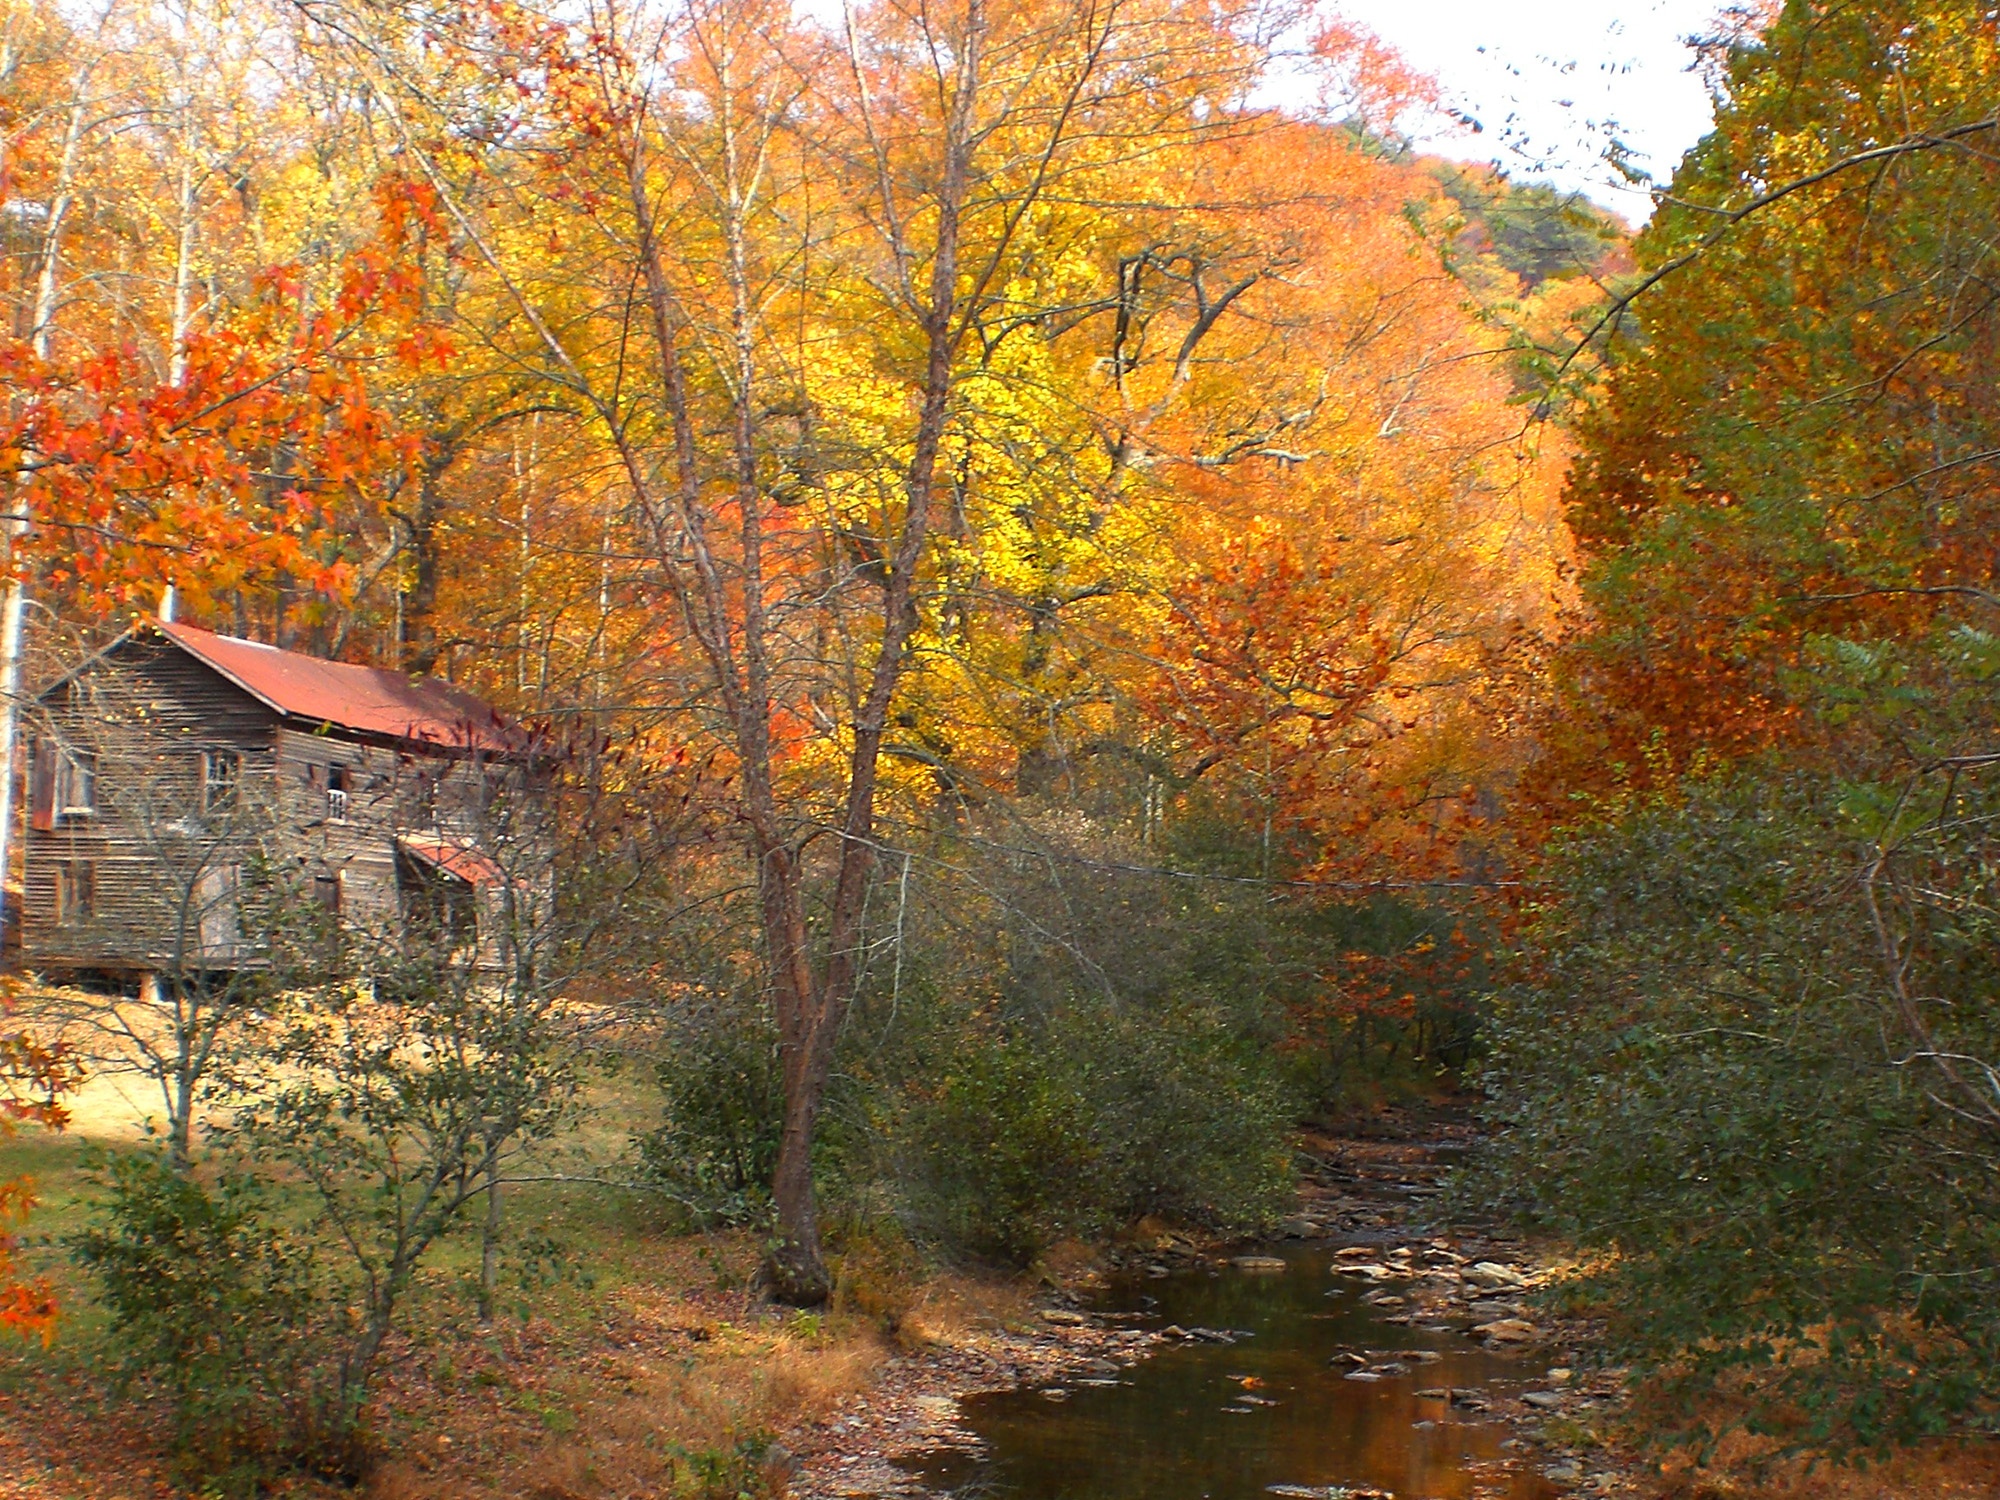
0, 0, 1993, 1494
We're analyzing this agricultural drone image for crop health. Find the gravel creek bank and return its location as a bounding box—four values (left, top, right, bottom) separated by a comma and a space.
783, 1112, 1646, 1500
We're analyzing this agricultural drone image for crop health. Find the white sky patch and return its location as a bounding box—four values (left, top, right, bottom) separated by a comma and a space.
790, 0, 1728, 222
1311, 0, 1728, 219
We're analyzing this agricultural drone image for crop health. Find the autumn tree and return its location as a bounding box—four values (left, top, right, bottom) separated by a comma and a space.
1123, 122, 1575, 877
1539, 0, 1999, 800
305, 0, 1329, 1301
1487, 0, 2000, 1454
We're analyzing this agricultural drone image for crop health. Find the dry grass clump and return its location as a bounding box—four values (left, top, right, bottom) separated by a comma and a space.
1653, 1435, 2000, 1499
364, 1293, 892, 1500
824, 1220, 1040, 1351
348, 1227, 890, 1500
876, 1266, 1038, 1352
509, 1312, 887, 1500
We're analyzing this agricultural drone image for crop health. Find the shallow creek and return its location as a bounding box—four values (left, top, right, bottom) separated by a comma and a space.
903, 1246, 1560, 1500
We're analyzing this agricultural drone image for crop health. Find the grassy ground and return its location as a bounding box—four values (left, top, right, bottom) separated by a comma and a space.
0, 1112, 1001, 1500
0, 989, 1039, 1500
0, 1169, 906, 1500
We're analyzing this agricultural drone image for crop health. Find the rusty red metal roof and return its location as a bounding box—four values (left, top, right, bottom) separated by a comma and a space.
157, 622, 526, 757
398, 836, 506, 888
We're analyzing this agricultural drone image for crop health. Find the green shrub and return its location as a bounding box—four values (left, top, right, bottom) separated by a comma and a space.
1087, 1002, 1296, 1230
72, 1150, 333, 1490
898, 998, 1293, 1264
628, 819, 1346, 1266
1472, 767, 2000, 1453
637, 990, 784, 1226
902, 1038, 1103, 1263
669, 1434, 778, 1499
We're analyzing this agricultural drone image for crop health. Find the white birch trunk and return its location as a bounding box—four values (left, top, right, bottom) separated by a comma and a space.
0, 70, 91, 924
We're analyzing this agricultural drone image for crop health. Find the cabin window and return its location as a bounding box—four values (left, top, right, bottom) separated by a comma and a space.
415, 772, 440, 829
32, 744, 97, 827
55, 860, 95, 924
28, 741, 52, 830
59, 751, 96, 821
312, 873, 342, 914
325, 765, 350, 823
203, 750, 241, 813
408, 874, 475, 947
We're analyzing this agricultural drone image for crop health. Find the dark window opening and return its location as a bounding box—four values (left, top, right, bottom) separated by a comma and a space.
203, 750, 241, 813
397, 855, 476, 949
312, 873, 342, 914
55, 860, 96, 925
29, 740, 53, 831
326, 764, 350, 823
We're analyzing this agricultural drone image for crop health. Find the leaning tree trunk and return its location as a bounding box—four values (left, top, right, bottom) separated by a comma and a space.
757, 0, 980, 1303
759, 841, 838, 1304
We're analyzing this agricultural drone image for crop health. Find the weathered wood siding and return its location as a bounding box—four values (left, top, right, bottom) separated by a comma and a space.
274, 727, 400, 936
271, 730, 530, 938
23, 637, 281, 970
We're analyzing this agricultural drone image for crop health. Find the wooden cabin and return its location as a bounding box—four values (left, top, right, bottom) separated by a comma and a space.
22, 621, 543, 984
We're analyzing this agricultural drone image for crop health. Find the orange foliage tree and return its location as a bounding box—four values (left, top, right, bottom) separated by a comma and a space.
1533, 0, 2000, 807
0, 989, 79, 1342
1110, 118, 1576, 880
0, 218, 435, 617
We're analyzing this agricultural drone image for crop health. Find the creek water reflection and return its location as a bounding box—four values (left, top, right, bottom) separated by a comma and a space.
905, 1247, 1558, 1500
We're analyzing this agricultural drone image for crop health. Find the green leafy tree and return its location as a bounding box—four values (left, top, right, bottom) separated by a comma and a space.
1480, 754, 2000, 1452
1490, 1, 2000, 1459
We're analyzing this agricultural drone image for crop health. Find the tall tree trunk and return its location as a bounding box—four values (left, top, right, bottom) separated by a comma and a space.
168, 103, 199, 387
762, 847, 830, 1301
0, 67, 90, 929
401, 450, 446, 674
761, 0, 983, 1304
